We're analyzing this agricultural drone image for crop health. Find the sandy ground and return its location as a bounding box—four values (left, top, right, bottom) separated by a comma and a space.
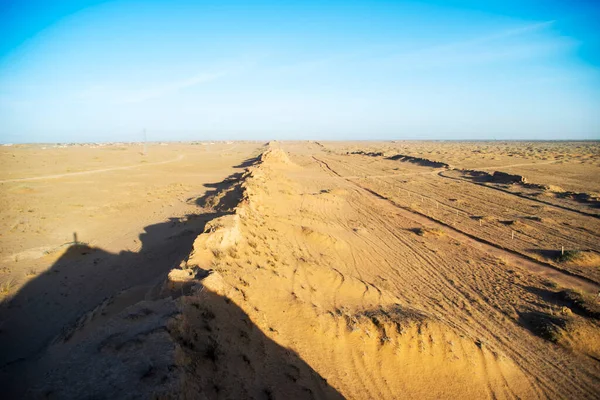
325, 141, 600, 193
0, 142, 263, 392
0, 142, 259, 277
1, 141, 599, 399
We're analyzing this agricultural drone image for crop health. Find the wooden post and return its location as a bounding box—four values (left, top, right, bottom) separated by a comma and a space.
561, 246, 564, 255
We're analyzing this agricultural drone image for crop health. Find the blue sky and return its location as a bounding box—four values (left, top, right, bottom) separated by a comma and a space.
1, 0, 599, 142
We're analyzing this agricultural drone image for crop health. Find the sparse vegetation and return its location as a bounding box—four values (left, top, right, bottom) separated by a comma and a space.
2, 141, 600, 399
211, 248, 225, 259
543, 279, 560, 289
227, 247, 239, 259
525, 215, 543, 222
556, 249, 581, 263
558, 289, 600, 320
0, 278, 16, 298
522, 311, 569, 343
412, 227, 445, 237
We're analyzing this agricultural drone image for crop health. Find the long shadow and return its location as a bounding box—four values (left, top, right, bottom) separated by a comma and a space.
528, 248, 562, 261
519, 284, 600, 320
165, 277, 344, 400
191, 154, 262, 211
386, 154, 449, 168
0, 212, 221, 397
517, 310, 568, 343
11, 269, 344, 399
0, 164, 343, 398
453, 169, 492, 183
194, 171, 246, 212
233, 155, 261, 169
554, 191, 600, 209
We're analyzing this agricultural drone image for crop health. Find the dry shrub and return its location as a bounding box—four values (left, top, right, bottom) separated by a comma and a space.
412, 227, 445, 237
0, 278, 15, 298
521, 311, 569, 343
555, 250, 582, 263
558, 289, 600, 320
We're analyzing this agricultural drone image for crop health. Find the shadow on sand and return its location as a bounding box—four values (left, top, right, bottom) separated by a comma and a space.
0, 156, 343, 399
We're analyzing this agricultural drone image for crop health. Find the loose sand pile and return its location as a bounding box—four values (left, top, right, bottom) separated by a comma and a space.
172, 143, 599, 398
2, 141, 600, 399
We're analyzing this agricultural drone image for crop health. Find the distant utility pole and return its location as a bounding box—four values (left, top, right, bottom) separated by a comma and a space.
143, 129, 147, 155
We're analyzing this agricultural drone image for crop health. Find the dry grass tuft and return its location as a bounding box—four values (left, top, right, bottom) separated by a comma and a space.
412, 227, 445, 237
556, 250, 581, 263
0, 278, 16, 298
522, 311, 569, 343
558, 289, 600, 320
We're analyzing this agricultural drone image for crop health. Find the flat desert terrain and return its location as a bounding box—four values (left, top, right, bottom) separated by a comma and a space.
1, 141, 599, 399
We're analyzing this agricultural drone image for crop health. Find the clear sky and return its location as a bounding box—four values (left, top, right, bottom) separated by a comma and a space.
1, 0, 599, 143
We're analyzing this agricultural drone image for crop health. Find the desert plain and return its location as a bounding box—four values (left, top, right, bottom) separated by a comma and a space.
0, 140, 599, 399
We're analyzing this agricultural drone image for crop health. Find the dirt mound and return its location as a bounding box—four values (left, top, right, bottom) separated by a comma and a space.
461, 168, 492, 180
196, 173, 245, 212
347, 150, 385, 157
387, 154, 450, 168
411, 226, 445, 237
31, 297, 181, 399
544, 184, 566, 193
555, 190, 600, 206
520, 309, 600, 359
491, 171, 527, 184
159, 149, 549, 399
346, 150, 452, 169
10, 142, 600, 399
556, 250, 600, 269
260, 147, 294, 166
317, 305, 535, 399
172, 281, 344, 400
185, 214, 242, 269
558, 289, 600, 320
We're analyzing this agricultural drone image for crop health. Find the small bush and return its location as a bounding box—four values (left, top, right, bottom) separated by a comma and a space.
559, 289, 600, 320
412, 227, 445, 237
0, 278, 15, 297
523, 311, 568, 343
556, 249, 581, 263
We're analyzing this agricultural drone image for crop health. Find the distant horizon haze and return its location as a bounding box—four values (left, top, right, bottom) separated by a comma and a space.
3, 136, 600, 145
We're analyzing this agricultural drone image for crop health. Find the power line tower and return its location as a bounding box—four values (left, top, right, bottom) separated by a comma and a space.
143, 129, 147, 155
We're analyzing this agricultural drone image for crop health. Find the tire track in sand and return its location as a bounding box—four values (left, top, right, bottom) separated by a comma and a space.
0, 155, 185, 183
312, 156, 598, 294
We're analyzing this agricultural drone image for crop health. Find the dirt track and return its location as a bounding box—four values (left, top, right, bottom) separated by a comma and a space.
313, 155, 598, 293
1, 141, 599, 399
0, 154, 185, 183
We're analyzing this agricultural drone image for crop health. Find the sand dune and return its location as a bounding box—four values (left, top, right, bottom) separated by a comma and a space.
1, 141, 599, 398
